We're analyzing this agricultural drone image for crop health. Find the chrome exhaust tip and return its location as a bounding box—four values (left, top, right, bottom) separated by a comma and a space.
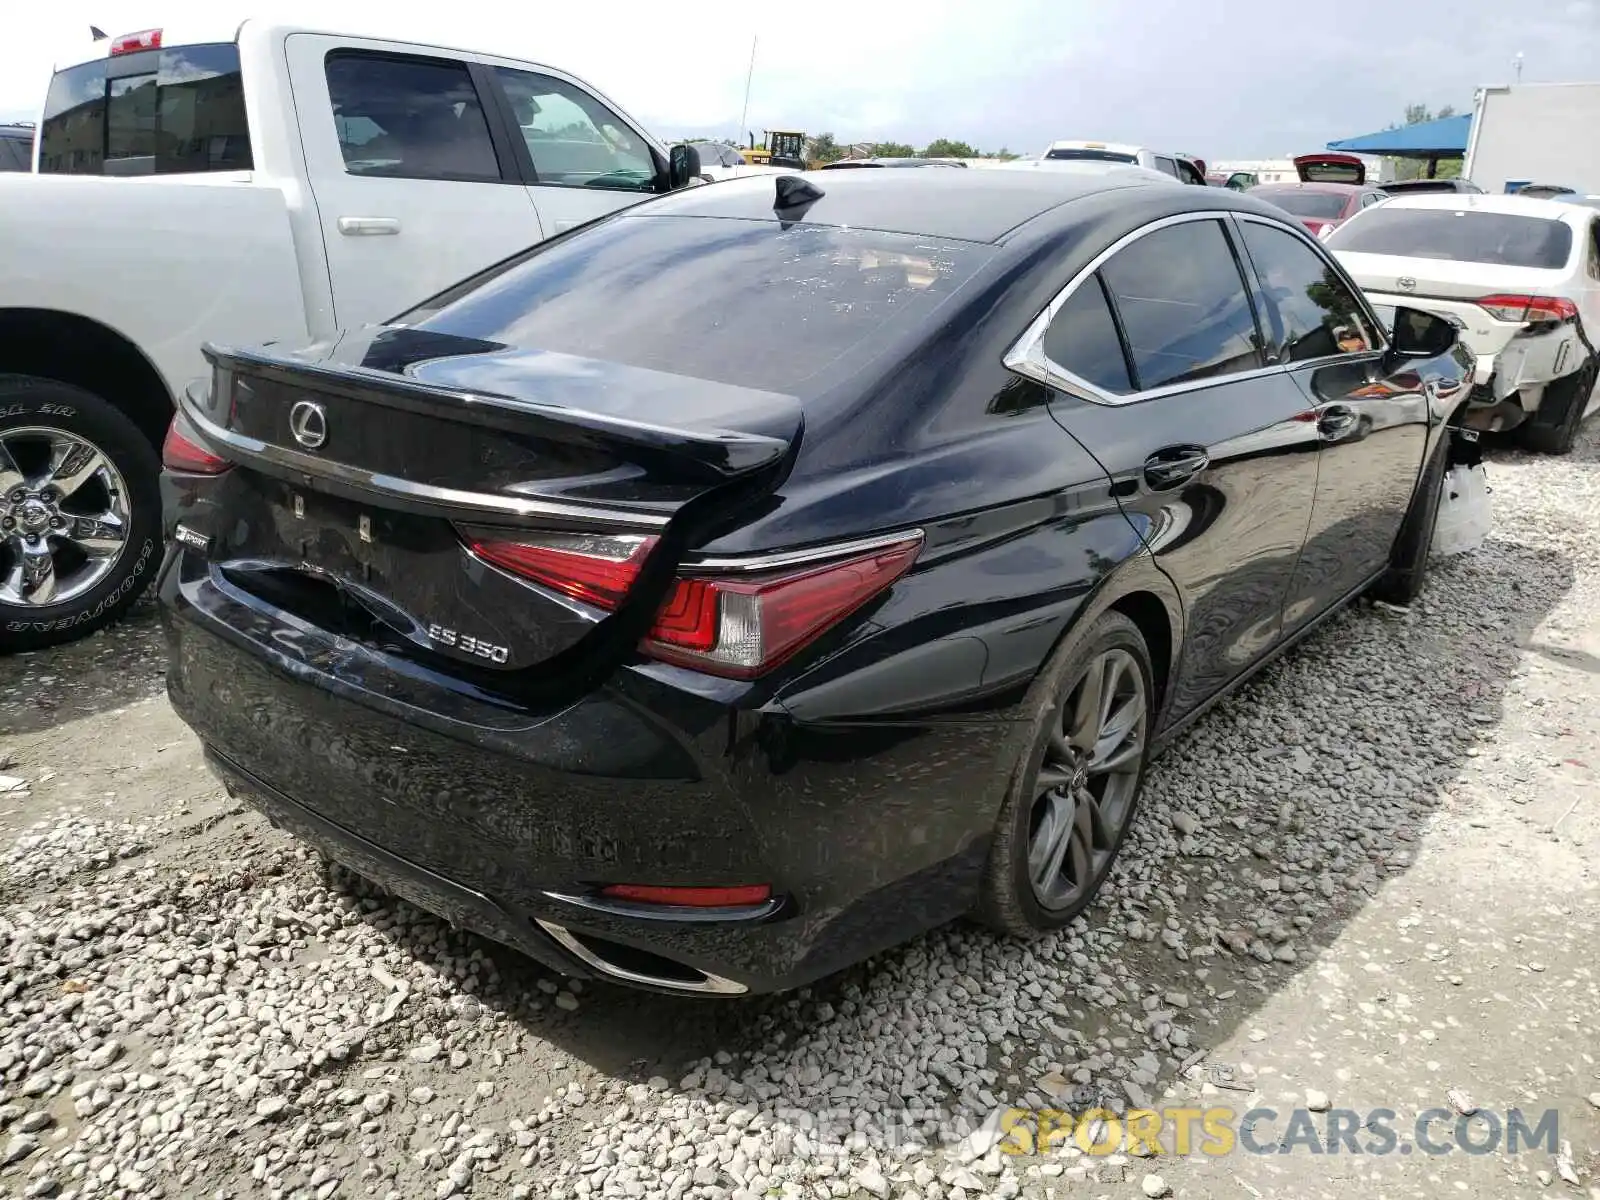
535, 920, 748, 995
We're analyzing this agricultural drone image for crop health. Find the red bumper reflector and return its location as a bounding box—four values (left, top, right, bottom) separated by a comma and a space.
162, 417, 230, 474
598, 883, 772, 908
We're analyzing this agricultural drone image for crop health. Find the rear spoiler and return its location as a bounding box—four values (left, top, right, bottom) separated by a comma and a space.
198, 341, 802, 479
180, 342, 805, 528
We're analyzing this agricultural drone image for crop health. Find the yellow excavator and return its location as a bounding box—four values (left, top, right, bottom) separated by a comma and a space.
742, 130, 807, 169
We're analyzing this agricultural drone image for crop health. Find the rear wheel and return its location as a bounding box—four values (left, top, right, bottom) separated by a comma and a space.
0, 376, 162, 652
1518, 357, 1596, 455
978, 611, 1154, 935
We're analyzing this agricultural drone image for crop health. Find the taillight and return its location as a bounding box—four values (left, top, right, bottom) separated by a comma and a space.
109, 28, 162, 55
467, 531, 923, 679
161, 416, 230, 475
1475, 294, 1579, 323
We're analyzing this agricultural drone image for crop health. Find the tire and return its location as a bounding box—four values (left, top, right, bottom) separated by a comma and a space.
0, 375, 163, 652
1370, 426, 1449, 607
1517, 357, 1596, 455
977, 610, 1155, 936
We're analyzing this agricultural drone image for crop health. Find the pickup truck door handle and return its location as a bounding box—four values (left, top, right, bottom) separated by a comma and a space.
1143, 445, 1210, 490
1316, 403, 1360, 440
337, 217, 401, 236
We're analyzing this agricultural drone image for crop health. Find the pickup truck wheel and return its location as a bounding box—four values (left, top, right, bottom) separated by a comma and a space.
0, 376, 162, 652
1517, 357, 1596, 455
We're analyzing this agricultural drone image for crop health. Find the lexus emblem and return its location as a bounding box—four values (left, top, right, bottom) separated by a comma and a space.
288, 400, 328, 450
1396, 277, 1417, 292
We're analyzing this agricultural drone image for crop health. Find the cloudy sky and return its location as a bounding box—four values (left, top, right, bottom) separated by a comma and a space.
2, 0, 1596, 157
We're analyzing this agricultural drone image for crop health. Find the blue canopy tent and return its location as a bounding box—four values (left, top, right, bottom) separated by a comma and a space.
1325, 113, 1472, 179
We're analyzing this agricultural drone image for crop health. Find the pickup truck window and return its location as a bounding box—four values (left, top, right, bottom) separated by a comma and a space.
325, 53, 503, 183
492, 67, 658, 192
39, 43, 252, 175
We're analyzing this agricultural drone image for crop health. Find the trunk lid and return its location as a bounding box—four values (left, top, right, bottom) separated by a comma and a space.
1334, 251, 1569, 359
1294, 153, 1366, 185
182, 328, 802, 675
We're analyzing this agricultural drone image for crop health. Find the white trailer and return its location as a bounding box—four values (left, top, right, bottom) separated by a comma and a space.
1464, 82, 1600, 194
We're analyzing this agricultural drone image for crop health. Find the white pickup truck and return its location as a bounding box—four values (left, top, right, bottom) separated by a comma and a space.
0, 20, 704, 649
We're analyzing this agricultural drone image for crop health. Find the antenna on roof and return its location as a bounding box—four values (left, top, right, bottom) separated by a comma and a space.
90, 25, 108, 40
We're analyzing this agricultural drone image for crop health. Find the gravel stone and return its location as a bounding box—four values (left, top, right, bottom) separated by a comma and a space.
3, 436, 1597, 1200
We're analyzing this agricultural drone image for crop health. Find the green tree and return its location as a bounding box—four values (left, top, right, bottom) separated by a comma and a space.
922, 138, 976, 159
807, 132, 844, 165
869, 141, 915, 158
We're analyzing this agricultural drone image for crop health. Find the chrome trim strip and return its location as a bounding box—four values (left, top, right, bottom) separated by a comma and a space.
177, 388, 671, 531
535, 919, 749, 995
542, 890, 782, 923
1003, 208, 1390, 407
678, 528, 926, 575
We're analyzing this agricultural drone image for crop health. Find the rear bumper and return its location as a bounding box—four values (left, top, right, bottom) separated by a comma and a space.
159, 549, 1009, 995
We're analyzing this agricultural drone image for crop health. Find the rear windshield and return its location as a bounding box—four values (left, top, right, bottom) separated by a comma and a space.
1045, 148, 1137, 164
1329, 208, 1574, 268
39, 43, 252, 175
401, 216, 992, 394
1256, 190, 1348, 219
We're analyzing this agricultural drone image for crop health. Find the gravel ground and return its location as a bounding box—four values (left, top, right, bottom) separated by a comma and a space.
2, 431, 1598, 1200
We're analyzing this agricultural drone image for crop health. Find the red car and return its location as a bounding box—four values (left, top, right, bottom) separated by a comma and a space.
1249, 153, 1388, 240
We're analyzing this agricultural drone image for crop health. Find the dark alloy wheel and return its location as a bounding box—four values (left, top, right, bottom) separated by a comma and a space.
979, 610, 1155, 935
1026, 646, 1148, 910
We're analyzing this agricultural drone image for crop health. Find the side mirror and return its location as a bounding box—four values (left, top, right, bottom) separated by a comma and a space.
667, 143, 702, 191
1387, 305, 1458, 361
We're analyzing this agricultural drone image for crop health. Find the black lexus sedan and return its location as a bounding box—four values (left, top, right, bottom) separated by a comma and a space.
159, 169, 1476, 996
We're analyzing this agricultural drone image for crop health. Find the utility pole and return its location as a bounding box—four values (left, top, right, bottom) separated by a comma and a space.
739, 35, 757, 146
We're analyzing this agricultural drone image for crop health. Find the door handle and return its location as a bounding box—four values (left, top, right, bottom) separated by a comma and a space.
1143, 446, 1210, 490
1316, 404, 1359, 439
337, 217, 401, 236
552, 218, 581, 233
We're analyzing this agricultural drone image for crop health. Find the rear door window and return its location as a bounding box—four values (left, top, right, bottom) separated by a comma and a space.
39, 44, 253, 175
1041, 274, 1134, 394
1098, 219, 1266, 391
325, 53, 503, 182
1329, 208, 1574, 268
1154, 156, 1179, 178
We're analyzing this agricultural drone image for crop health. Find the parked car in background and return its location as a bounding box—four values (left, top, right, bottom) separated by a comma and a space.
1248, 153, 1389, 238
818, 157, 967, 169
690, 140, 749, 178
0, 20, 705, 650
1328, 193, 1600, 453
0, 123, 33, 171
1512, 183, 1576, 199
1208, 170, 1257, 190
1293, 153, 1368, 184
161, 169, 1476, 996
994, 158, 1180, 186
1378, 178, 1486, 196
1248, 181, 1388, 239
1041, 141, 1204, 184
